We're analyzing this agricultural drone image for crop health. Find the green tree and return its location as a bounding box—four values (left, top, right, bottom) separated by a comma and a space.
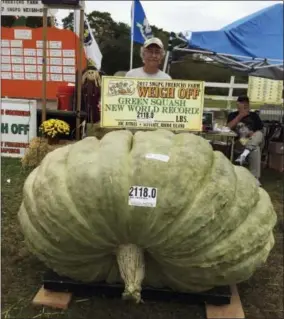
87, 11, 117, 44
1, 16, 17, 27
62, 11, 171, 75
2, 9, 246, 91
61, 12, 74, 31
62, 11, 123, 44
170, 54, 248, 96
1, 16, 56, 27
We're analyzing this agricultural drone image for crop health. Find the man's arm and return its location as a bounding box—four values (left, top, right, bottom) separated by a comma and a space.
227, 110, 249, 129
227, 113, 242, 129
248, 114, 264, 137
254, 113, 264, 131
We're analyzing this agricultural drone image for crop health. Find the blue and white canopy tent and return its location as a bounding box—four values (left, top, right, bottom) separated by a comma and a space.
167, 3, 283, 80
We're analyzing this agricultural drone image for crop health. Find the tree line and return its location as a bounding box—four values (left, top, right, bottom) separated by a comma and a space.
2, 11, 248, 96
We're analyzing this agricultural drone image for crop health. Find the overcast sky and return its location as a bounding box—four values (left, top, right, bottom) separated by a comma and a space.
56, 1, 281, 32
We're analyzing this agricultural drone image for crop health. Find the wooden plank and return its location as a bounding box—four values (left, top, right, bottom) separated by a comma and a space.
206, 285, 245, 319
205, 95, 237, 101
32, 286, 72, 309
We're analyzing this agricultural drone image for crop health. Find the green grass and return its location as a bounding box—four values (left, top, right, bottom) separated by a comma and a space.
1, 157, 283, 319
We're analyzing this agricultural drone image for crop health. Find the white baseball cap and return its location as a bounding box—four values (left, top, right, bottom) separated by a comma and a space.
143, 37, 164, 49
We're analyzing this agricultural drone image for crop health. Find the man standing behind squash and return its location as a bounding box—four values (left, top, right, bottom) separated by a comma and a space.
125, 37, 172, 80
227, 96, 264, 184
97, 37, 170, 113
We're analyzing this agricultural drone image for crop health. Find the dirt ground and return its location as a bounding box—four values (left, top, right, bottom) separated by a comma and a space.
1, 157, 283, 319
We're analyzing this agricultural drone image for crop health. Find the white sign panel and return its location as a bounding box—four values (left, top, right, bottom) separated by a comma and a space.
1, 99, 37, 158
15, 29, 32, 40
1, 0, 57, 17
248, 76, 283, 104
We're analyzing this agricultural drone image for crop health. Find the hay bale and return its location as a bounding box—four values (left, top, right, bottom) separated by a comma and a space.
21, 137, 50, 168
86, 122, 123, 139
21, 138, 75, 168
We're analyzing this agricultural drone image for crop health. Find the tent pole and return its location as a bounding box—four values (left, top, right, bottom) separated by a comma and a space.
227, 76, 235, 110
42, 6, 48, 123
174, 47, 283, 63
255, 63, 284, 69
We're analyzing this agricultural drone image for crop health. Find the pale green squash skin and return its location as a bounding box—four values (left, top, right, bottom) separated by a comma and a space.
18, 130, 277, 292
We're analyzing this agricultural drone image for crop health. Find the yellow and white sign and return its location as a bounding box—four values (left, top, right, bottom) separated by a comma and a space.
248, 76, 283, 104
101, 76, 205, 131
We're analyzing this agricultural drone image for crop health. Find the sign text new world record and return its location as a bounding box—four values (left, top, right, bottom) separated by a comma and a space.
101, 77, 205, 131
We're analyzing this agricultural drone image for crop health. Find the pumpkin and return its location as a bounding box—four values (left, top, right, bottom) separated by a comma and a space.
18, 130, 277, 303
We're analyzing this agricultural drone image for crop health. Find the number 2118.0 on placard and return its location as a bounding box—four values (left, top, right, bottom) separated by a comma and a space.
128, 186, 158, 208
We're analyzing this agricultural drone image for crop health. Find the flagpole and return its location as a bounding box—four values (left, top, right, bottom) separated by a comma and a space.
130, 0, 135, 70
163, 51, 169, 72
163, 32, 174, 73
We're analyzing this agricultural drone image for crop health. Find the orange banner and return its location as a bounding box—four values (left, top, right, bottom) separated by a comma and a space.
1, 27, 87, 99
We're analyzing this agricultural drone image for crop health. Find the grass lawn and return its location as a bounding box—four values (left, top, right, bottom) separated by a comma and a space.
1, 157, 283, 319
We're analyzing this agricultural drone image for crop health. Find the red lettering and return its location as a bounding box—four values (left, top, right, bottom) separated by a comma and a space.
1, 148, 20, 154
4, 142, 29, 148
4, 110, 30, 116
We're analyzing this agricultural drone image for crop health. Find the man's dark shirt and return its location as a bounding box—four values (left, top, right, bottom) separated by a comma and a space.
227, 111, 263, 138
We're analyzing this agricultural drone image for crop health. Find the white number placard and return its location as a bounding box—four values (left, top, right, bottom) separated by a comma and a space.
128, 186, 157, 207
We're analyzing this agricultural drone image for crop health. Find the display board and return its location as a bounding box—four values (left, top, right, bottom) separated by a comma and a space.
1, 0, 57, 17
248, 76, 283, 104
1, 27, 87, 99
101, 76, 205, 131
1, 98, 37, 158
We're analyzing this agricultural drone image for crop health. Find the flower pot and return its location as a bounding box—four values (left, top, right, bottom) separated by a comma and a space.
47, 136, 60, 145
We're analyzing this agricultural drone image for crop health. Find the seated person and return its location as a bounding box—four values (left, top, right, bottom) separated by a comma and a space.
227, 96, 264, 185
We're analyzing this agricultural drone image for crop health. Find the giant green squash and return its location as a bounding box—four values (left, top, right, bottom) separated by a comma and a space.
18, 130, 277, 303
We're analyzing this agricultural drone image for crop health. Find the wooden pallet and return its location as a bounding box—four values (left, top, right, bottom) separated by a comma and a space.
32, 285, 245, 318
32, 286, 72, 310
206, 285, 245, 319
43, 270, 232, 306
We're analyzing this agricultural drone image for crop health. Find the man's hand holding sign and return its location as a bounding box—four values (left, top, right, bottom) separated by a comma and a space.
99, 38, 205, 132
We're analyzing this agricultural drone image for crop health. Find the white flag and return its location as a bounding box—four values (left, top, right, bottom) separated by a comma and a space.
74, 10, 102, 70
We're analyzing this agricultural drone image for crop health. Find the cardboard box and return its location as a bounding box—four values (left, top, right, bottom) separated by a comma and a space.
268, 153, 284, 172
268, 142, 284, 154
211, 142, 230, 158
268, 142, 284, 172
